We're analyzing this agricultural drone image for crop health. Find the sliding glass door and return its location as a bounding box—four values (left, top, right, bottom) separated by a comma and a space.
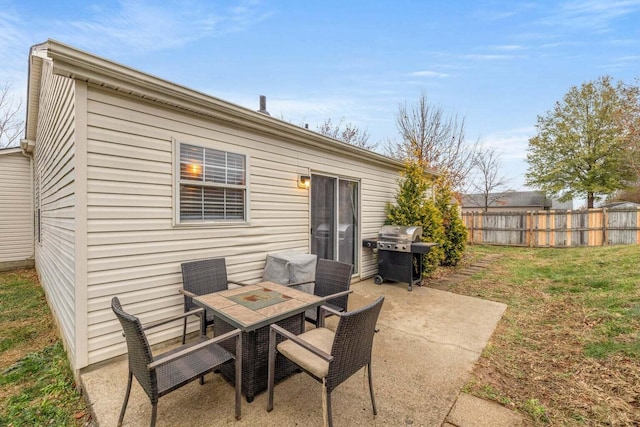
310, 174, 359, 273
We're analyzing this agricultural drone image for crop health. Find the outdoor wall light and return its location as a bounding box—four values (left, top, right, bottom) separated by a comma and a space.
298, 175, 311, 189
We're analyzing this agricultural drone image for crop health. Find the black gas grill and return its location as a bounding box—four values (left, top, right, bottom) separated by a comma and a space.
363, 225, 436, 291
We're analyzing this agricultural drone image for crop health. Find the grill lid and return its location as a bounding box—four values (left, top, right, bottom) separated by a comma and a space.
377, 225, 423, 243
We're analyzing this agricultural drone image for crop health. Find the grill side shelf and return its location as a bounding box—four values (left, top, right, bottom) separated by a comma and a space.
410, 242, 438, 254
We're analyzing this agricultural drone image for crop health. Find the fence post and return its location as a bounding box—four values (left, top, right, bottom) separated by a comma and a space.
637, 208, 640, 244
566, 210, 572, 247
602, 208, 608, 246
526, 211, 530, 247
546, 210, 551, 247
529, 211, 535, 247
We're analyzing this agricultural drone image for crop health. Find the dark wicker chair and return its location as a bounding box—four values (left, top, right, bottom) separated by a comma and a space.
267, 296, 384, 427
180, 257, 246, 343
304, 259, 353, 327
111, 297, 242, 427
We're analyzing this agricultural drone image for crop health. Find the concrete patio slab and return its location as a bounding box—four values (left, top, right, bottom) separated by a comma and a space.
446, 393, 525, 427
80, 278, 509, 426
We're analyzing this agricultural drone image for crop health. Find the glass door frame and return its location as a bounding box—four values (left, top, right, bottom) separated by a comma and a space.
309, 172, 360, 275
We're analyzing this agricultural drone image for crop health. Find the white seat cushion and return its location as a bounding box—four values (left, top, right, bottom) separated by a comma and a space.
277, 327, 335, 378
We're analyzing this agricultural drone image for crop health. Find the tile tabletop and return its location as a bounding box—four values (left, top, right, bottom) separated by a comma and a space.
195, 281, 322, 331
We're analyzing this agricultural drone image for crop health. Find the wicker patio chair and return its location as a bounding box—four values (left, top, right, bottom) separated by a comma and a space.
180, 257, 247, 343
267, 296, 384, 427
304, 259, 353, 327
111, 297, 242, 427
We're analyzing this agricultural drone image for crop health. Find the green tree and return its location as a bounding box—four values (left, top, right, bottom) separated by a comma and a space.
526, 76, 640, 208
435, 180, 466, 266
385, 162, 445, 275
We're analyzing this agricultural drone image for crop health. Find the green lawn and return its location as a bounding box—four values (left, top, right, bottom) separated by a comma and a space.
0, 269, 89, 426
451, 245, 640, 426
2, 245, 639, 426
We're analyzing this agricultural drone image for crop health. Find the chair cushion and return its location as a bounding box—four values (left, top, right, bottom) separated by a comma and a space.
277, 327, 335, 378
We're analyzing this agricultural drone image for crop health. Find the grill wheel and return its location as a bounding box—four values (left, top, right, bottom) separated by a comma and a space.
373, 275, 383, 285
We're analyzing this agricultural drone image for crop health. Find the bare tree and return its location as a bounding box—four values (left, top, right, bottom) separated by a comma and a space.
468, 145, 511, 211
316, 117, 376, 151
386, 92, 478, 190
0, 82, 24, 148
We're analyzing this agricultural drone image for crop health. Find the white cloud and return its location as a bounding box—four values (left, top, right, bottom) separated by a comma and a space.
615, 55, 640, 61
409, 70, 450, 78
0, 9, 29, 119
482, 126, 536, 160
271, 97, 357, 118
0, 10, 28, 77
462, 54, 519, 61
211, 91, 360, 122
539, 0, 640, 32
599, 54, 640, 71
51, 0, 272, 55
471, 127, 538, 191
490, 44, 526, 51
472, 3, 537, 22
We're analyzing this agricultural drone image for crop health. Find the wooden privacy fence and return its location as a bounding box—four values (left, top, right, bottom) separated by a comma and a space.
461, 208, 640, 247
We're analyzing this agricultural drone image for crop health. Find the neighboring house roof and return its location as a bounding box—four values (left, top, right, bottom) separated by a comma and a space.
600, 201, 640, 209
24, 39, 439, 177
461, 191, 573, 210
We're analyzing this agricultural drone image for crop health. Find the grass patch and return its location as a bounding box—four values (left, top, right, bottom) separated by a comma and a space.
442, 245, 640, 426
462, 381, 513, 406
0, 269, 89, 426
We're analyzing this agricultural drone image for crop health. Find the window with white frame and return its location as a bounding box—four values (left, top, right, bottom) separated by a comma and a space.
177, 143, 247, 223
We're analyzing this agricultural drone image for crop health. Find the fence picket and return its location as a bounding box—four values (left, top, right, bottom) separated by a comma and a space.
461, 208, 640, 246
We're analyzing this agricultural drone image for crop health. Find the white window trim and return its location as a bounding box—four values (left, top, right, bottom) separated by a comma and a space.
172, 138, 251, 227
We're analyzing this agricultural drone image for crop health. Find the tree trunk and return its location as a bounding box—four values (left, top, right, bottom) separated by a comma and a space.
587, 192, 595, 209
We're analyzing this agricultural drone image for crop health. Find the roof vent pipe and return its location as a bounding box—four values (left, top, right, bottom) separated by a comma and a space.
257, 95, 270, 116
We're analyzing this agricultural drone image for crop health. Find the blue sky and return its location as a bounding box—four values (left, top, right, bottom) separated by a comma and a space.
1, 1, 639, 195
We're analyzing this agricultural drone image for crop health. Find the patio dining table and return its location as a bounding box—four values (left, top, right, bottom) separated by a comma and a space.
194, 281, 325, 402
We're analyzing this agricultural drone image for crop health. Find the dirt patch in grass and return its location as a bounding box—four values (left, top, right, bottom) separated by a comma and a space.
438, 246, 640, 426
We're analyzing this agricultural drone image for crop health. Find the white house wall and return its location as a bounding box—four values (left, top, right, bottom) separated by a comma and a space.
0, 149, 33, 268
85, 85, 399, 365
34, 59, 78, 366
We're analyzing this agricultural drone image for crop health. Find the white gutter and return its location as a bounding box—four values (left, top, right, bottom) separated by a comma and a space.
36, 39, 438, 175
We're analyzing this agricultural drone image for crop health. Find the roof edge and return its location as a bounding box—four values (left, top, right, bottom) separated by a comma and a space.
32, 39, 434, 174
0, 146, 23, 155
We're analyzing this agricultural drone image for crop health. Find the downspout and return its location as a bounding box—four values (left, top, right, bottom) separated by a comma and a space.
21, 41, 46, 158
21, 43, 38, 262
19, 139, 35, 264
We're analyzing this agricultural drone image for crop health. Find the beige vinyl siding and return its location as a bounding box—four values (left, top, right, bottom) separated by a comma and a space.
34, 60, 78, 365
0, 149, 33, 265
85, 86, 399, 364
361, 172, 398, 278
